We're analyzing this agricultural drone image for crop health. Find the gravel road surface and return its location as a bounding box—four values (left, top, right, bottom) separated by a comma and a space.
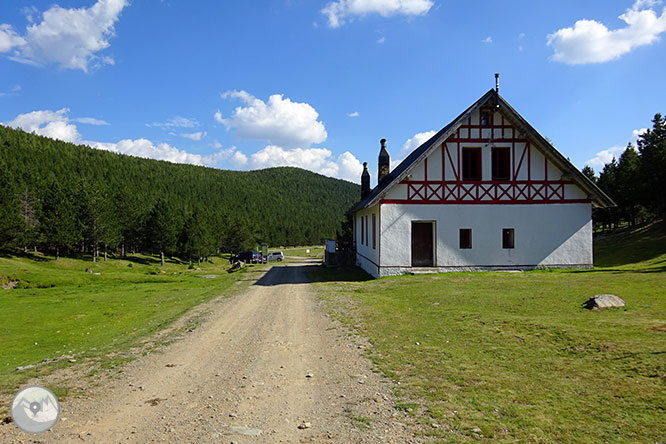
1, 260, 421, 443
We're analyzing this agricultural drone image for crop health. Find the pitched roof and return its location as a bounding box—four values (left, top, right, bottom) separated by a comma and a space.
347, 89, 615, 214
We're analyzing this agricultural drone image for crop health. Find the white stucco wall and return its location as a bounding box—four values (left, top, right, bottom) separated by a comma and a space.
378, 203, 592, 277
354, 206, 380, 278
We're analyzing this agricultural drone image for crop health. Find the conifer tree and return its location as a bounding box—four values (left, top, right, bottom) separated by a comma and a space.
597, 158, 619, 230
180, 210, 215, 265
18, 188, 41, 252
145, 199, 179, 266
581, 165, 596, 183
637, 114, 666, 218
0, 158, 22, 248
41, 182, 80, 260
615, 144, 643, 225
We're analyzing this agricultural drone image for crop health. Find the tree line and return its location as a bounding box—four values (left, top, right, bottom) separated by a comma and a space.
583, 113, 666, 230
0, 125, 360, 264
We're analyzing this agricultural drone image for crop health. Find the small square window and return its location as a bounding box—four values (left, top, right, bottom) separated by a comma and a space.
460, 229, 472, 249
502, 228, 515, 249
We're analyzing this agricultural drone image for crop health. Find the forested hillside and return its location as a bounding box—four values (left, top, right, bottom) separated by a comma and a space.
0, 125, 359, 261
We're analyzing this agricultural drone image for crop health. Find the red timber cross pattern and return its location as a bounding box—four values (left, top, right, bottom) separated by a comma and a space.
384, 109, 590, 205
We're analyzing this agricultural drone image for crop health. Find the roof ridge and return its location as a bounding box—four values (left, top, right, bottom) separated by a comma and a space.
347, 89, 614, 215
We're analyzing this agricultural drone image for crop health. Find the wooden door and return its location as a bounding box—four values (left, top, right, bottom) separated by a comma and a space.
411, 222, 434, 267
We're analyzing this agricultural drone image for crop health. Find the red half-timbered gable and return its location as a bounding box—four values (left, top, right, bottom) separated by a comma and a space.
382, 104, 591, 206
347, 88, 615, 279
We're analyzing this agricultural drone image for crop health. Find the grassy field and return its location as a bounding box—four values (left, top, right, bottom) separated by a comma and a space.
0, 252, 266, 409
312, 222, 666, 443
281, 246, 324, 259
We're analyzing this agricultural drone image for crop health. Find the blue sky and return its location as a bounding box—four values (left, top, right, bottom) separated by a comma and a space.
1, 0, 665, 184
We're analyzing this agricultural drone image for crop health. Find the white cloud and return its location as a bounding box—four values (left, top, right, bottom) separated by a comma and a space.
631, 127, 649, 142
231, 150, 248, 167
5, 107, 361, 181
586, 146, 627, 169
0, 84, 21, 98
322, 0, 433, 28
377, 36, 386, 44
1, 0, 128, 71
400, 130, 436, 157
5, 108, 222, 167
548, 0, 666, 64
247, 146, 334, 171
6, 108, 81, 143
347, 111, 360, 117
383, 130, 438, 170
88, 139, 213, 165
216, 90, 327, 148
481, 36, 493, 44
75, 117, 109, 126
237, 145, 362, 182
337, 151, 365, 181
0, 24, 25, 52
180, 131, 206, 141
147, 116, 199, 130
585, 127, 648, 168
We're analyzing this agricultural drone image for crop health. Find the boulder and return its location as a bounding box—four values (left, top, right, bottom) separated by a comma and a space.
583, 294, 626, 310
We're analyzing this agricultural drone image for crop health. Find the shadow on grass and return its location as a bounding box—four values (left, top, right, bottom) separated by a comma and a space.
122, 255, 158, 265
594, 221, 666, 268
0, 250, 51, 262
571, 265, 666, 274
254, 264, 372, 286
120, 255, 186, 266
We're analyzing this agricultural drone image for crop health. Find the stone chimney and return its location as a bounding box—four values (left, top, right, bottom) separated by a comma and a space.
361, 162, 370, 199
378, 138, 390, 185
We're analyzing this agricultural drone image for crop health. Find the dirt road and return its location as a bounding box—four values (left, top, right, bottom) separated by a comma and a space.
1, 261, 421, 443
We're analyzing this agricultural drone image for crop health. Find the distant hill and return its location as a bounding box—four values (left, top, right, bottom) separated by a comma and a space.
0, 125, 360, 256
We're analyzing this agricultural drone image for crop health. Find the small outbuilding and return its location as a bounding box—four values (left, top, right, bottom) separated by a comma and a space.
347, 83, 614, 278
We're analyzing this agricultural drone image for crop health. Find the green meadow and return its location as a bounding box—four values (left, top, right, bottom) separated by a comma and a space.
282, 246, 324, 259
313, 223, 666, 443
0, 253, 263, 409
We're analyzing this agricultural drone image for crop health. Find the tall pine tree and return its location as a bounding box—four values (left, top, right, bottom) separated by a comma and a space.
145, 199, 179, 266
41, 181, 80, 260
637, 114, 666, 219
0, 158, 22, 248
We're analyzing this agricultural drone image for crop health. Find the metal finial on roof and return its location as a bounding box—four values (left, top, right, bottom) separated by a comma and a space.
495, 73, 500, 93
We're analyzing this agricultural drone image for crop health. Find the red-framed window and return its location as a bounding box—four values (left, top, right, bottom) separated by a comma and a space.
492, 147, 510, 181
462, 148, 482, 181
372, 214, 376, 249
459, 229, 472, 249
502, 228, 514, 249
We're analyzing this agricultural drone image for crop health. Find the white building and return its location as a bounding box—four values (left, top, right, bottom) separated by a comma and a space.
348, 87, 614, 278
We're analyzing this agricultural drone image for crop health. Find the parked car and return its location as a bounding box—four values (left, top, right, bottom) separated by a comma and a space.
267, 251, 284, 262
231, 251, 263, 264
